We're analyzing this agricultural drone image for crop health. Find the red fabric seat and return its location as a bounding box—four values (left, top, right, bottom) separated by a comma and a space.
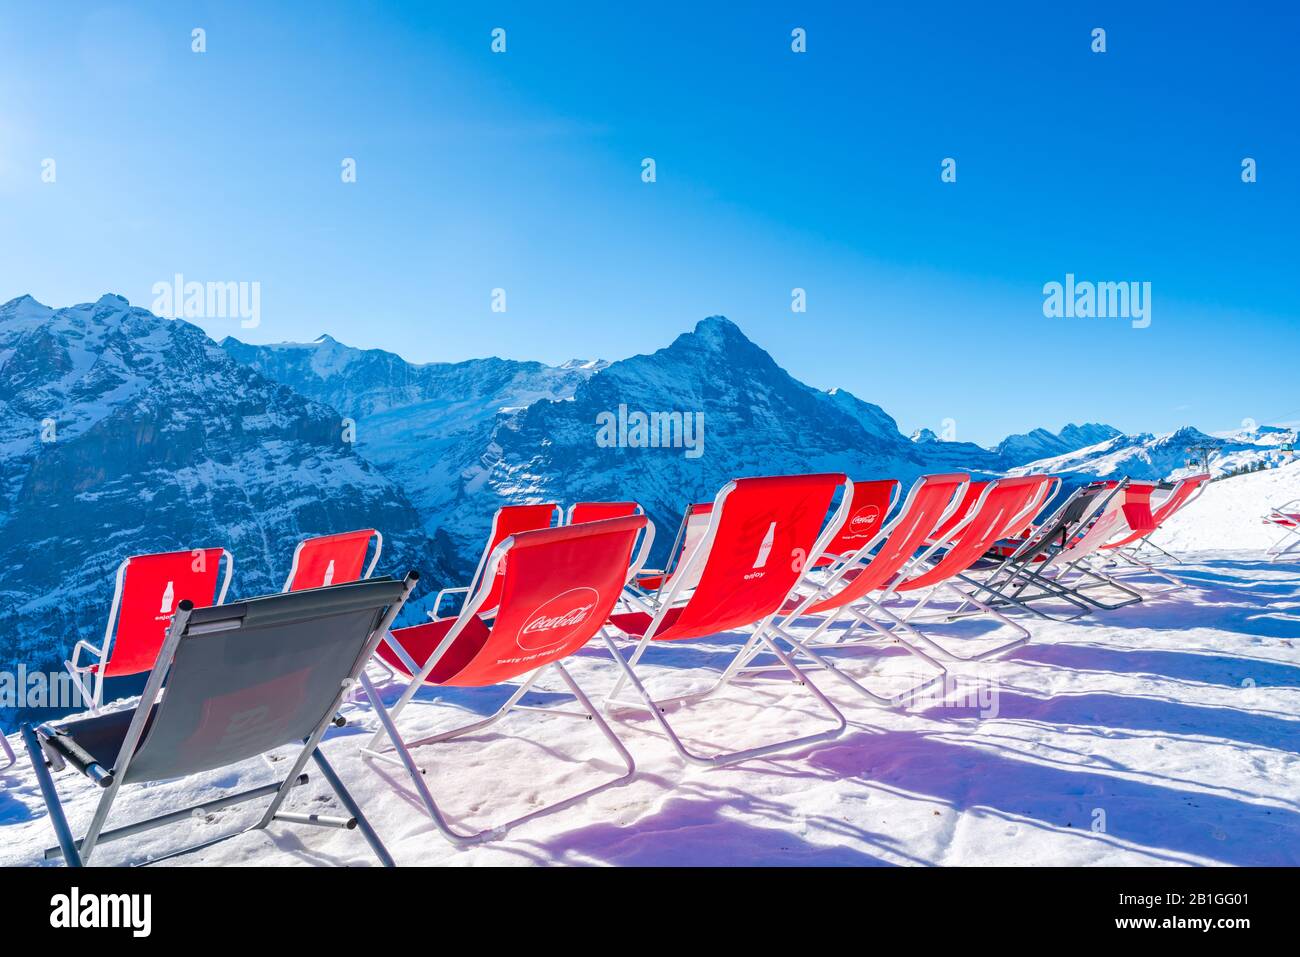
384, 516, 647, 687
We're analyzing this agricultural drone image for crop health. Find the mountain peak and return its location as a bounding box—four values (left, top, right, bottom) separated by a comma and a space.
911, 428, 939, 444
312, 333, 338, 345
691, 315, 746, 345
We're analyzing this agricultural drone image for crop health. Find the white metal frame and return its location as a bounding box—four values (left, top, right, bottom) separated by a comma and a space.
281, 529, 383, 592
600, 477, 854, 767
64, 549, 234, 712
361, 520, 653, 846
761, 476, 1051, 687
1264, 498, 1300, 562
430, 505, 562, 620
564, 502, 644, 524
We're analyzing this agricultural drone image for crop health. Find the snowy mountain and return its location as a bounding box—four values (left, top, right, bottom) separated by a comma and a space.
221, 332, 610, 570
232, 317, 934, 570
0, 295, 445, 728
1008, 425, 1295, 481
995, 423, 1121, 464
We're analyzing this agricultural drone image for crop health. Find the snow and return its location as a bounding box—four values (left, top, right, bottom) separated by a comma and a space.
2, 466, 1297, 867
1155, 459, 1300, 555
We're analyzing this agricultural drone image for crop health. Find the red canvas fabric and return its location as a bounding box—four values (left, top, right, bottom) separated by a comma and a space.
804, 473, 968, 615
615, 473, 847, 642
895, 475, 1052, 592
817, 479, 898, 562
384, 516, 646, 687
570, 502, 640, 523
476, 503, 559, 611
102, 548, 226, 677
287, 529, 376, 591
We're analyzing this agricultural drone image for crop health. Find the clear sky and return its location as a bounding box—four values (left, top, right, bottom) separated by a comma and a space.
2, 2, 1296, 444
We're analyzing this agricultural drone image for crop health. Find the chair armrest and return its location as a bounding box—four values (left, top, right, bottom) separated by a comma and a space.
430, 586, 470, 621
67, 639, 104, 673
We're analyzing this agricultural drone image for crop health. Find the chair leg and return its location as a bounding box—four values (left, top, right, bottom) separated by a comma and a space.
599, 630, 846, 768
21, 724, 83, 867
770, 612, 948, 708
308, 748, 394, 866
882, 582, 1031, 663
358, 665, 636, 847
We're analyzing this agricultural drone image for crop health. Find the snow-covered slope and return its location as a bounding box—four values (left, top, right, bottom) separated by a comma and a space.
1154, 458, 1300, 554
0, 295, 445, 729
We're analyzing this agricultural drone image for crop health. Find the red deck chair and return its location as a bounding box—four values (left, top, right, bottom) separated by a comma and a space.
813, 479, 899, 567
1102, 473, 1209, 564
603, 473, 853, 767
1265, 498, 1300, 562
874, 475, 1057, 660
282, 528, 382, 592
64, 547, 233, 710
566, 501, 642, 524
361, 515, 652, 845
429, 503, 561, 620
751, 472, 969, 704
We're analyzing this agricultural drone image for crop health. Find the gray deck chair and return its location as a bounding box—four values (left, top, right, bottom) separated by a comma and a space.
22, 573, 417, 867
952, 481, 1141, 619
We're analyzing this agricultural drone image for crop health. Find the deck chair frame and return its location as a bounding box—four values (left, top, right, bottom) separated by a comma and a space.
361, 518, 652, 846
1265, 498, 1300, 562
25, 573, 417, 867
602, 475, 853, 768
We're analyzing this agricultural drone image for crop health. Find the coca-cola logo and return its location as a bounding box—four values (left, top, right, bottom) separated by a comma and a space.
517, 586, 600, 651
846, 505, 881, 537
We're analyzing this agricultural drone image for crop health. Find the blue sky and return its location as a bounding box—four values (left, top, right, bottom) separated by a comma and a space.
1, 2, 1296, 444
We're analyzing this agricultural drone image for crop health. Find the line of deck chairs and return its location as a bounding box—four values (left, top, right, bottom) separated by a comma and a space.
22, 476, 1209, 865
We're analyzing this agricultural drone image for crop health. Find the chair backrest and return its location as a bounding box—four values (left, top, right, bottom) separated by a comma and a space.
805, 473, 968, 614
644, 502, 714, 593
101, 548, 232, 678
283, 529, 382, 592
427, 516, 651, 687
567, 501, 642, 524
647, 473, 849, 642
1102, 473, 1210, 550
1003, 482, 1113, 561
1057, 479, 1132, 559
818, 479, 899, 563
121, 577, 410, 783
469, 503, 561, 613
927, 480, 990, 544
894, 475, 1054, 592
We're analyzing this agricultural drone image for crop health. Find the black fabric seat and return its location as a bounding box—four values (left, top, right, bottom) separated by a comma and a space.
39, 706, 158, 785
